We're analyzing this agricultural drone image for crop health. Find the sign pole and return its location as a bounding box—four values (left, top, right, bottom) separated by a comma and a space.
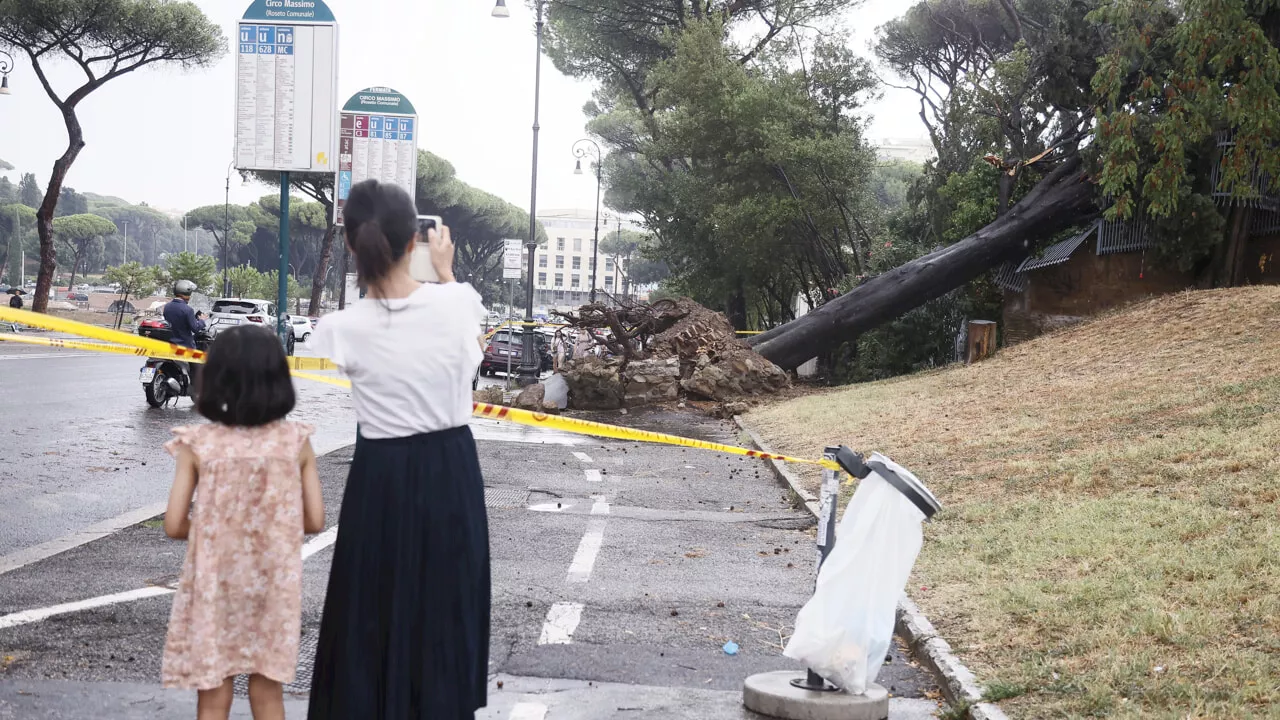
278, 172, 291, 348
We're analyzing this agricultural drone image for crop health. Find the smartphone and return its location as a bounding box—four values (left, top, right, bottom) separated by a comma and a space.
408, 215, 444, 283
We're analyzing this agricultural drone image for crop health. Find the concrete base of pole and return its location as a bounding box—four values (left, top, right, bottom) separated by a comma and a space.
743, 672, 888, 720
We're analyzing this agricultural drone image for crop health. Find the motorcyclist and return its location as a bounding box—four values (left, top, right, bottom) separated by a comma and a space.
163, 280, 204, 348
162, 280, 205, 394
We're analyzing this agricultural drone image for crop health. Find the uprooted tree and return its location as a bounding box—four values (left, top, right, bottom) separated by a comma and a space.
548, 0, 1280, 371
552, 298, 688, 373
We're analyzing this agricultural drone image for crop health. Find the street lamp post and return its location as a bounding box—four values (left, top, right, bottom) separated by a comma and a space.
224, 161, 234, 297
572, 138, 603, 304
493, 0, 546, 384
0, 49, 13, 95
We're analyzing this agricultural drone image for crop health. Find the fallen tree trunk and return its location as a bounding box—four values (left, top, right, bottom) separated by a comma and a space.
749, 158, 1096, 369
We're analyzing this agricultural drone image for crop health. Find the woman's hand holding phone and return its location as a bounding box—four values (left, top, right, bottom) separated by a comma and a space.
427, 225, 456, 284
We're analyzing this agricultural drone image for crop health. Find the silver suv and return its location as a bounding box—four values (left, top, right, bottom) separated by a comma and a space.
208, 298, 296, 355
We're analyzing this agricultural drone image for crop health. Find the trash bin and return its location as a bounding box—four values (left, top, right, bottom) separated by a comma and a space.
782, 452, 941, 694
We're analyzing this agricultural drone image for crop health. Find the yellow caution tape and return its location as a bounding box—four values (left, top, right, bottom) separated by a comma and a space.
0, 307, 207, 361
472, 402, 841, 471
0, 307, 841, 473
0, 332, 155, 357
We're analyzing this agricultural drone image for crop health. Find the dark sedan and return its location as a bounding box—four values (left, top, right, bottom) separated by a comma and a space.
479, 329, 553, 376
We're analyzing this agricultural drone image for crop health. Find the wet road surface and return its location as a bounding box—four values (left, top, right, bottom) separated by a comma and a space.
0, 339, 940, 718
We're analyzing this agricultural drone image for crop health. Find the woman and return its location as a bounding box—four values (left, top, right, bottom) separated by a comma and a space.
308, 180, 489, 719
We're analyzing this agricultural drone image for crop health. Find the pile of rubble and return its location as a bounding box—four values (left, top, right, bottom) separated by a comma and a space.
560, 298, 789, 410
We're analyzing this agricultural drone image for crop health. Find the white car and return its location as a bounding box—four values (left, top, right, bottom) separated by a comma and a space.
208, 298, 296, 355
289, 314, 314, 341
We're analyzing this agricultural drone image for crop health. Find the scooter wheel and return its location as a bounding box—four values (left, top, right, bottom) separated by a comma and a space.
144, 372, 169, 408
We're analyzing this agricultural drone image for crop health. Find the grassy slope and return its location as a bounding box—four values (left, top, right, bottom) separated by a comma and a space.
747, 288, 1280, 718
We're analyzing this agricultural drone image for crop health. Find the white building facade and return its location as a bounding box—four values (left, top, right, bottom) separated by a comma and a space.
532, 208, 638, 313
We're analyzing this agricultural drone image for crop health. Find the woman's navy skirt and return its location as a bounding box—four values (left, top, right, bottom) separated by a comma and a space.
308, 426, 490, 719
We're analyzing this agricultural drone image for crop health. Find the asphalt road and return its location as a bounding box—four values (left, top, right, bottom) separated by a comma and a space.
0, 339, 939, 718
0, 340, 356, 562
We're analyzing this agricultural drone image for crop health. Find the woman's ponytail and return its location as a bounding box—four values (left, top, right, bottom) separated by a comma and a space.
351, 219, 394, 292
343, 180, 418, 295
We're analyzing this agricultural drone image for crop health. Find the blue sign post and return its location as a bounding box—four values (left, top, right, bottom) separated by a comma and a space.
236, 0, 337, 349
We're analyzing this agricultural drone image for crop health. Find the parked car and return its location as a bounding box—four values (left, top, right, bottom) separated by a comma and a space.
207, 298, 296, 355
289, 314, 314, 341
479, 329, 553, 376
66, 292, 90, 302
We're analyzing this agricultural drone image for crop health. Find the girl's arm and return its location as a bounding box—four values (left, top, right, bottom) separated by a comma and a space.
299, 439, 325, 534
163, 446, 198, 539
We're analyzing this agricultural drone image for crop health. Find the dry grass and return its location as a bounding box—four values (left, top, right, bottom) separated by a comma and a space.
747, 288, 1280, 719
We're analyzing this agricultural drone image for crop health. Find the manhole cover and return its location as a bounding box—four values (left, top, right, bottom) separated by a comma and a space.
233, 631, 317, 697
484, 486, 530, 508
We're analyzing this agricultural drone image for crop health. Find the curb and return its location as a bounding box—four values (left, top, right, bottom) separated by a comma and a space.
734, 416, 1009, 720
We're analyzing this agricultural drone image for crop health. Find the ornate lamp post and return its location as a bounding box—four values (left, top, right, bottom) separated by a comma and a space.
572, 138, 602, 303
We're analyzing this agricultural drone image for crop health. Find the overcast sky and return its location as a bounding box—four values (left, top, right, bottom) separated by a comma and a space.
0, 0, 921, 218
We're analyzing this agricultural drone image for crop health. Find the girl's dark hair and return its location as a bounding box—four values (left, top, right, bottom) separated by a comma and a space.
344, 179, 417, 292
196, 324, 296, 427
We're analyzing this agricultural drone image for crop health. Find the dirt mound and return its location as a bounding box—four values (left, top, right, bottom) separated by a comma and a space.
563, 297, 789, 408
647, 297, 745, 361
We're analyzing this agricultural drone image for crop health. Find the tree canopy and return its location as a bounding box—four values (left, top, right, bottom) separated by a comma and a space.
0, 0, 224, 311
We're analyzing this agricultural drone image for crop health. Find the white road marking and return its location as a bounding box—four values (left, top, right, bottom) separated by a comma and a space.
537, 602, 584, 645
0, 586, 174, 631
470, 418, 584, 446
0, 525, 341, 631
301, 526, 339, 560
508, 702, 548, 720
572, 451, 593, 463
583, 469, 602, 483
566, 519, 606, 584
529, 502, 571, 513
0, 502, 168, 578
590, 495, 610, 515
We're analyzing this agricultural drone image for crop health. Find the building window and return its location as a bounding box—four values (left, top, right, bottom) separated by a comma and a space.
604, 275, 613, 287
573, 238, 582, 252
556, 238, 565, 251
538, 272, 547, 285
554, 290, 565, 301
589, 257, 596, 270
554, 273, 564, 287
571, 275, 580, 288
605, 259, 615, 272
555, 255, 564, 269
572, 257, 582, 270
538, 255, 547, 268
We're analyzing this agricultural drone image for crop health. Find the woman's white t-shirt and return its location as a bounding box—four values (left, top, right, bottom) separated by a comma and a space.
309, 282, 485, 439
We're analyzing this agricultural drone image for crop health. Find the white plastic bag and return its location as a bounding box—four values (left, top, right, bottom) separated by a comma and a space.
783, 453, 938, 694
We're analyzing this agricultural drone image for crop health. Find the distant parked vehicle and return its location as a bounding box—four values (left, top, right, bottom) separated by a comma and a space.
480, 329, 553, 376
289, 314, 314, 341
207, 298, 295, 355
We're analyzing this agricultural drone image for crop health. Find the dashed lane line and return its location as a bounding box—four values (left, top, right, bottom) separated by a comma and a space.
537, 602, 584, 646
508, 701, 549, 720
590, 495, 610, 515
572, 451, 593, 463
565, 519, 606, 584
583, 469, 602, 483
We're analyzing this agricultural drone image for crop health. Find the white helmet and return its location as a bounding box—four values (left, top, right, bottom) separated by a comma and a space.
174, 279, 197, 297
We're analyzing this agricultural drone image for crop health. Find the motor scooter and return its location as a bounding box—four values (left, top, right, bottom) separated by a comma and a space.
140, 330, 211, 408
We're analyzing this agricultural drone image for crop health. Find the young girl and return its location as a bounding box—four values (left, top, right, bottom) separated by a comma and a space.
161, 324, 325, 720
